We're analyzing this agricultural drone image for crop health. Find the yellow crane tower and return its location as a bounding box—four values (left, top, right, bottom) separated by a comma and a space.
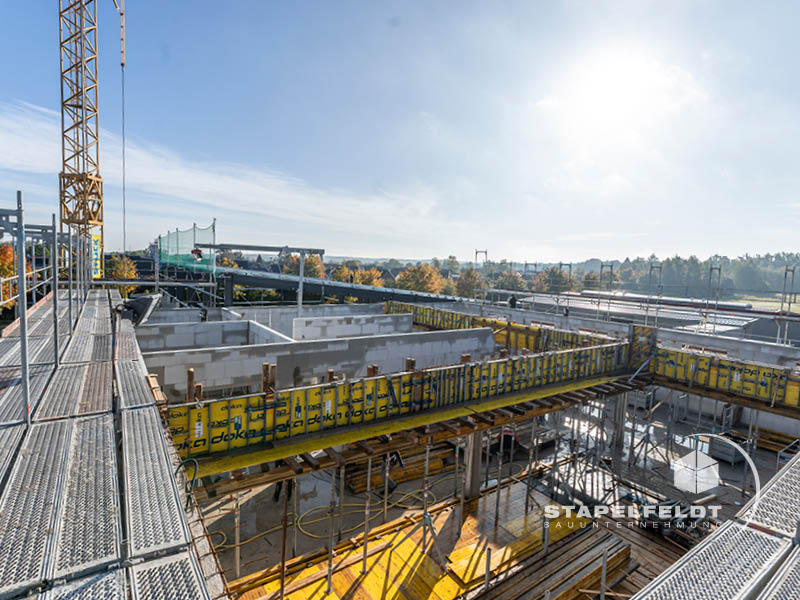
58, 0, 125, 278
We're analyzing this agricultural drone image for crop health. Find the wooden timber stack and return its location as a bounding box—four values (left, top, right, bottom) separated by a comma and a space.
468, 527, 631, 600
345, 441, 456, 493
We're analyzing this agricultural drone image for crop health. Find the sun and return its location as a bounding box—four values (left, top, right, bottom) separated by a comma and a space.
540, 46, 704, 151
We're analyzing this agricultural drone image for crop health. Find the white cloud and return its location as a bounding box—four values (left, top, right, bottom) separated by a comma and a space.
0, 101, 470, 255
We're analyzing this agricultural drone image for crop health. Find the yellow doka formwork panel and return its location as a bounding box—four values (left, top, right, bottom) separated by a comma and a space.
168, 340, 630, 462
385, 301, 616, 351
191, 374, 623, 478
651, 348, 800, 408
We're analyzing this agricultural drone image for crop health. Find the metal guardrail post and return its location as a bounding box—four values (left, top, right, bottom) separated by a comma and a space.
68, 228, 73, 327
16, 192, 31, 426
297, 250, 305, 317
51, 214, 59, 367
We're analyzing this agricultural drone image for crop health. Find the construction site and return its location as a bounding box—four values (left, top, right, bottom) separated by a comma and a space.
1, 2, 799, 600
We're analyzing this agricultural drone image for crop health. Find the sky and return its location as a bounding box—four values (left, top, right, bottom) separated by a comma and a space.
1, 1, 799, 262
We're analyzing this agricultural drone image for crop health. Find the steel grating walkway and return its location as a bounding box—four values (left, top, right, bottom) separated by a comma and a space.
0, 420, 71, 598
130, 552, 210, 600
0, 365, 54, 425
757, 545, 800, 600
0, 424, 24, 487
62, 334, 112, 363
51, 415, 121, 580
0, 290, 213, 599
739, 451, 800, 538
124, 406, 190, 557
632, 521, 792, 600
117, 359, 155, 409
38, 570, 126, 600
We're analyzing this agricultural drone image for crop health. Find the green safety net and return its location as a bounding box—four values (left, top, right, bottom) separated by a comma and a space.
157, 223, 216, 270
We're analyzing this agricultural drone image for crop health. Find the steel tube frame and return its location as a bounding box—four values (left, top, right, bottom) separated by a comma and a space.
16, 192, 31, 426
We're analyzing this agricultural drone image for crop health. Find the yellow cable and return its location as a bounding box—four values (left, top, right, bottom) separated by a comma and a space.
211, 463, 522, 549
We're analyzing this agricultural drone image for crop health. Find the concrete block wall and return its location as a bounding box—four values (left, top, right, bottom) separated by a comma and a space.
249, 321, 295, 344
135, 320, 250, 351
147, 308, 205, 324
143, 328, 496, 402
235, 303, 385, 336
291, 313, 413, 340
276, 327, 492, 386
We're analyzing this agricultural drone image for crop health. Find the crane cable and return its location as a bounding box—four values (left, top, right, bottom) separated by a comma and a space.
121, 64, 126, 254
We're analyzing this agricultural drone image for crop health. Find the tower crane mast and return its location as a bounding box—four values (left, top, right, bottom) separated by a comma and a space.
58, 0, 125, 277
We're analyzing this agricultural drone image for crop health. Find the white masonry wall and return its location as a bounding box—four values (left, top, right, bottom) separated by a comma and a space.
291, 313, 413, 341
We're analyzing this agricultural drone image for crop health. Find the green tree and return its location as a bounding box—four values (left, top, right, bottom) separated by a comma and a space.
107, 254, 139, 298
396, 264, 444, 293
441, 278, 457, 296
283, 253, 325, 278
444, 255, 460, 274
496, 270, 526, 291
354, 267, 384, 287
217, 255, 247, 300
583, 272, 601, 290
332, 264, 353, 282
540, 266, 571, 293
456, 267, 483, 298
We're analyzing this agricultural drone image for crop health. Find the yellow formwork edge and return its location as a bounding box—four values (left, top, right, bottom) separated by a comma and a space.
194, 374, 620, 478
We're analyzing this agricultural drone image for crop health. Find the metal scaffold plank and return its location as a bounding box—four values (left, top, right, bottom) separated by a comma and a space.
0, 337, 45, 366
39, 569, 126, 600
757, 545, 800, 600
738, 450, 800, 537
117, 360, 154, 409
32, 334, 70, 365
90, 335, 113, 362
62, 335, 93, 364
116, 332, 142, 361
0, 340, 20, 365
130, 552, 210, 600
123, 407, 190, 557
0, 365, 54, 425
632, 521, 791, 600
92, 317, 111, 335
0, 424, 24, 488
118, 317, 135, 336
0, 420, 71, 598
50, 415, 121, 579
34, 363, 87, 421
76, 361, 113, 416
74, 317, 95, 335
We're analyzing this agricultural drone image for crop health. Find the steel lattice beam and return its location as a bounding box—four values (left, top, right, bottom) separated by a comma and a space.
59, 0, 104, 275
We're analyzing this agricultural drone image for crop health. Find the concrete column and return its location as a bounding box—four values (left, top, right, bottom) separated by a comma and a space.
464, 430, 483, 500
